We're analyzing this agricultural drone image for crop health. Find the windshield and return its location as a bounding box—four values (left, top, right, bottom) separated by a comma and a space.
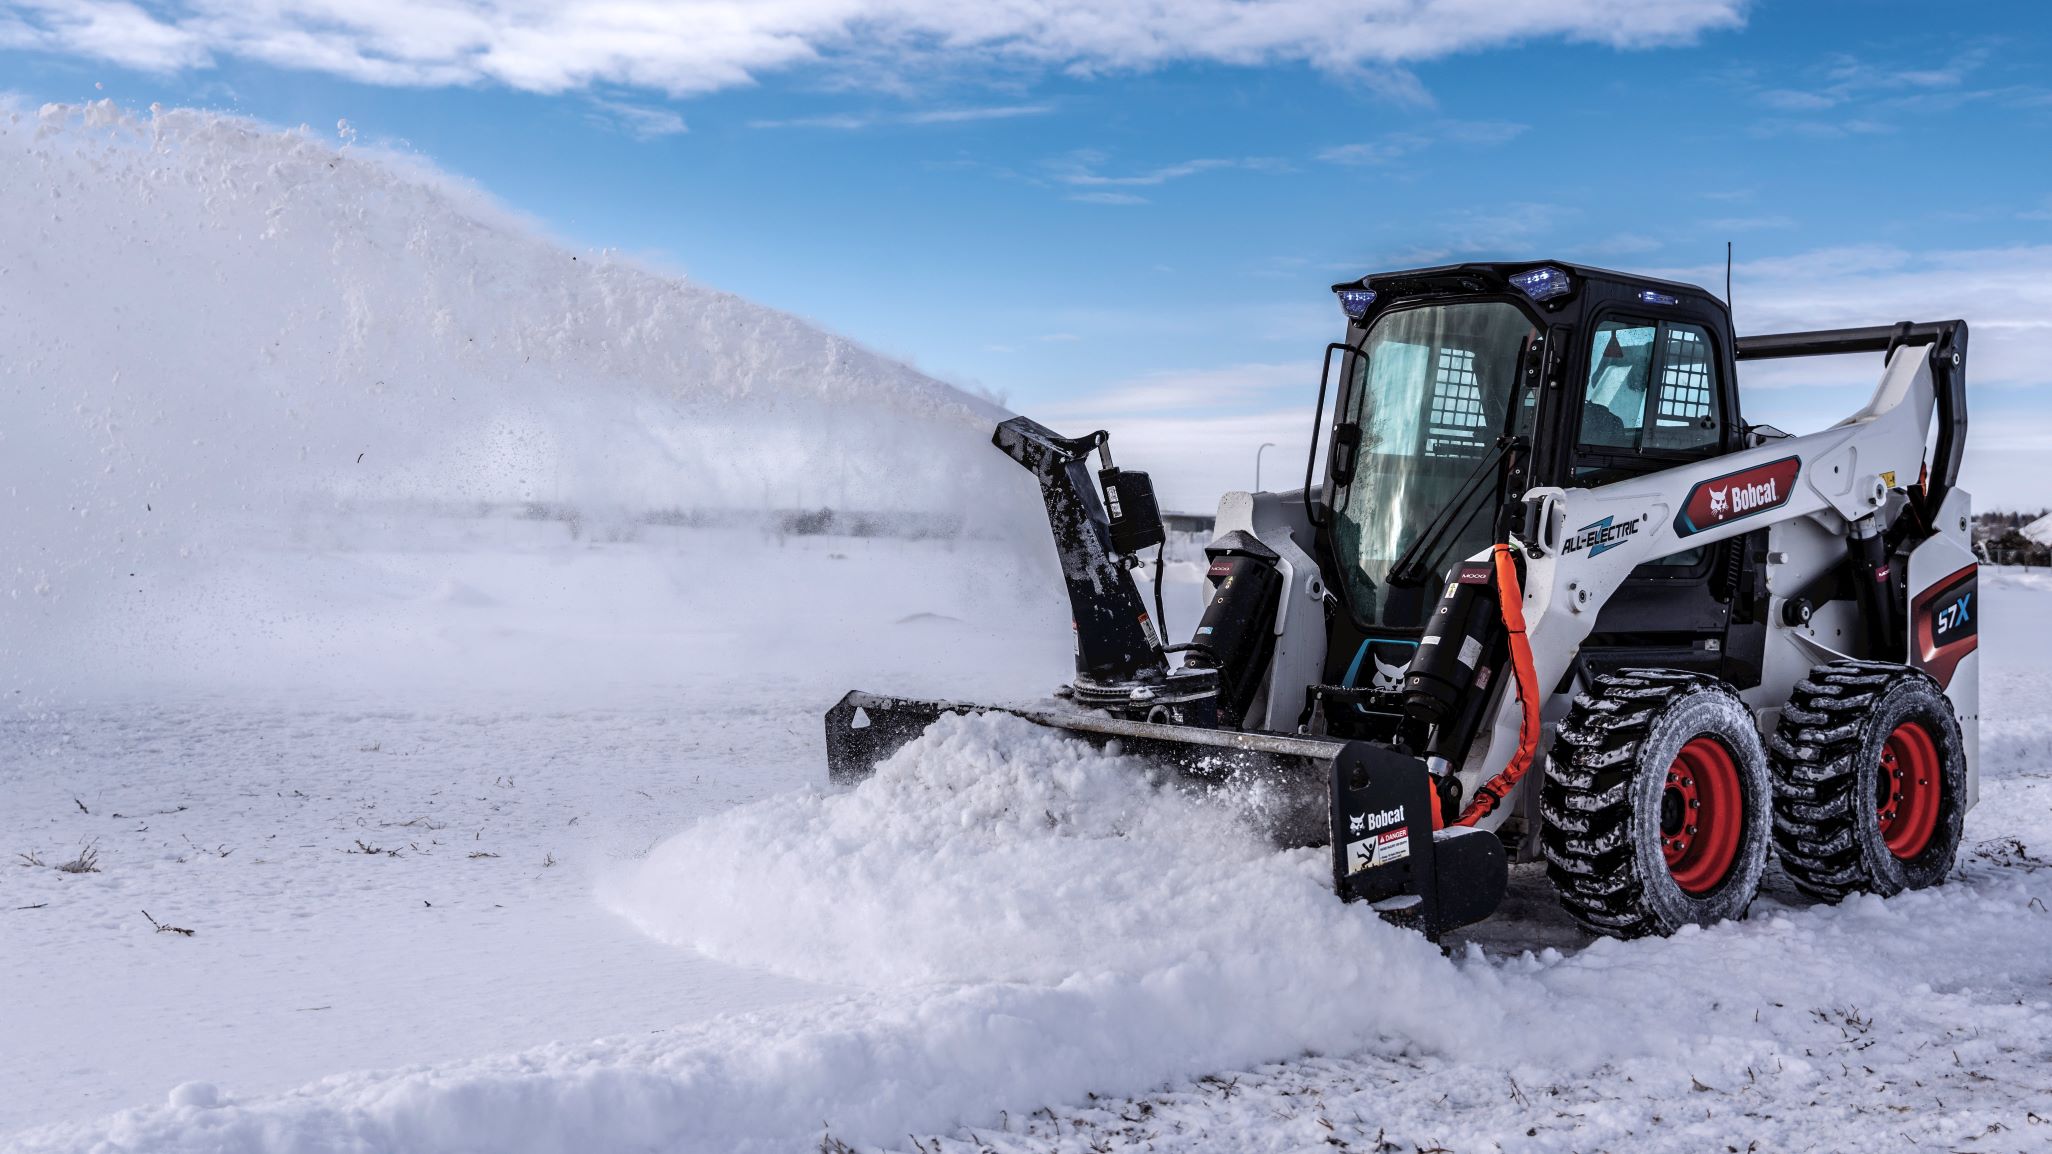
1331, 301, 1536, 629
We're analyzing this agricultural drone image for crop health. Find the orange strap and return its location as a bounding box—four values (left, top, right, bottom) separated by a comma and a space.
1455, 543, 1541, 827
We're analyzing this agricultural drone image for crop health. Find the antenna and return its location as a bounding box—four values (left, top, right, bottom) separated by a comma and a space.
1725, 241, 1734, 313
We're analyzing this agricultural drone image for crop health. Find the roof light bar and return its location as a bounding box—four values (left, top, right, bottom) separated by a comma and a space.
1508, 266, 1573, 302
1337, 287, 1377, 320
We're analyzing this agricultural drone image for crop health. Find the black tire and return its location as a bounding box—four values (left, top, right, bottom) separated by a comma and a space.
1768, 660, 1967, 901
1542, 670, 1773, 939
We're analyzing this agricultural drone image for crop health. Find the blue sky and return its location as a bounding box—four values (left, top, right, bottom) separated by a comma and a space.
4, 0, 2050, 508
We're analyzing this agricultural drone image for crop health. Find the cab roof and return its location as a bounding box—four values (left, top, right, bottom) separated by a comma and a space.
1331, 260, 1729, 321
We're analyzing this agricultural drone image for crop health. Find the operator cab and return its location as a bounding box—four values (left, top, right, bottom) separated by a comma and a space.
1313, 262, 1758, 734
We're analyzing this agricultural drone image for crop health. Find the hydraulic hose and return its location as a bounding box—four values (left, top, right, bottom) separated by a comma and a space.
1152, 542, 1169, 651
1455, 543, 1541, 827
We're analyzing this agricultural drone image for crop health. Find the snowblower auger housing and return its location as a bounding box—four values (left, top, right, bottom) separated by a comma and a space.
828, 260, 1978, 942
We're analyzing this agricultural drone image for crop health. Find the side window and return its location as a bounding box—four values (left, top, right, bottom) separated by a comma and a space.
1646, 324, 1719, 452
1424, 346, 1488, 459
1580, 321, 1656, 449
1579, 319, 1722, 457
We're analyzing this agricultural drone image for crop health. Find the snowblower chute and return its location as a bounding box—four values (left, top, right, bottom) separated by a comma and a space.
828, 261, 1979, 943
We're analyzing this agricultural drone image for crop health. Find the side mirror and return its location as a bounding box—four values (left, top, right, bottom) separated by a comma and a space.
1330, 422, 1363, 487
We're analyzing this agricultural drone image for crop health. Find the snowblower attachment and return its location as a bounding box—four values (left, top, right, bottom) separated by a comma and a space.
822, 414, 1509, 936
824, 690, 1505, 935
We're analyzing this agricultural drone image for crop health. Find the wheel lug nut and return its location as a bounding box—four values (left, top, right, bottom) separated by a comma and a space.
1686, 824, 1697, 835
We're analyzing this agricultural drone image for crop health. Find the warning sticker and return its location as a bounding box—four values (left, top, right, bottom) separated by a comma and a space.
1457, 634, 1483, 670
1345, 826, 1412, 875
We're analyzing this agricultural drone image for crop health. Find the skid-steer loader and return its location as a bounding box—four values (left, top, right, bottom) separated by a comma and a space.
827, 261, 1977, 940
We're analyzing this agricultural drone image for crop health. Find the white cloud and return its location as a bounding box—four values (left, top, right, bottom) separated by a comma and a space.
1436, 119, 1528, 146
905, 103, 1051, 124
1703, 214, 1794, 231
1317, 137, 1421, 166
1067, 191, 1147, 206
1749, 116, 1893, 138
1051, 152, 1238, 187
1318, 120, 1524, 166
749, 113, 873, 130
1, 0, 206, 71
1738, 47, 2037, 134
590, 98, 687, 138
1383, 201, 1567, 264
0, 1, 1748, 96
750, 103, 1052, 129
1757, 88, 1835, 111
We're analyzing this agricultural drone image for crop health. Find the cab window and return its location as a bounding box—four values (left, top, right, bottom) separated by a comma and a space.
1646, 325, 1719, 452
1577, 318, 1723, 464
1580, 321, 1655, 449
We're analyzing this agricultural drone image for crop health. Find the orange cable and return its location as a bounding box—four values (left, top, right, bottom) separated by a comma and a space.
1454, 543, 1540, 827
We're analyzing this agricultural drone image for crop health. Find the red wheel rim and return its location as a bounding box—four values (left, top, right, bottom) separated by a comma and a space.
1661, 736, 1744, 894
1877, 721, 1942, 859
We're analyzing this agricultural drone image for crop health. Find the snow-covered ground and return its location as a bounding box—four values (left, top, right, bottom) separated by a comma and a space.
5, 102, 2050, 1154
7, 550, 2051, 1154
0, 521, 1074, 1137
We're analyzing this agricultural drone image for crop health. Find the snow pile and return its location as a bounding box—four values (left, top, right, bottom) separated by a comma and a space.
0, 100, 1029, 681
607, 710, 1455, 988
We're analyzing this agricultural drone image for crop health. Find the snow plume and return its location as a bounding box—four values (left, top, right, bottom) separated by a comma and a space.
0, 101, 1029, 673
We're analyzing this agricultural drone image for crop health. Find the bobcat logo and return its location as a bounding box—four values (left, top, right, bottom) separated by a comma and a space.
1371, 655, 1408, 692
1349, 813, 1366, 835
1676, 456, 1801, 538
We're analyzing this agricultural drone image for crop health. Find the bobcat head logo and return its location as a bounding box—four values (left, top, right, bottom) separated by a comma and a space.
1708, 486, 1730, 516
1371, 655, 1408, 692
1349, 812, 1366, 835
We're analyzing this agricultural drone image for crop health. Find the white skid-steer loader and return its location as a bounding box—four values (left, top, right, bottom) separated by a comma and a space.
827, 261, 1978, 940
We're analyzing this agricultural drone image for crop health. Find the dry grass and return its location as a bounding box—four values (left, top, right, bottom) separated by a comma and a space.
142, 910, 195, 937
55, 841, 101, 874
